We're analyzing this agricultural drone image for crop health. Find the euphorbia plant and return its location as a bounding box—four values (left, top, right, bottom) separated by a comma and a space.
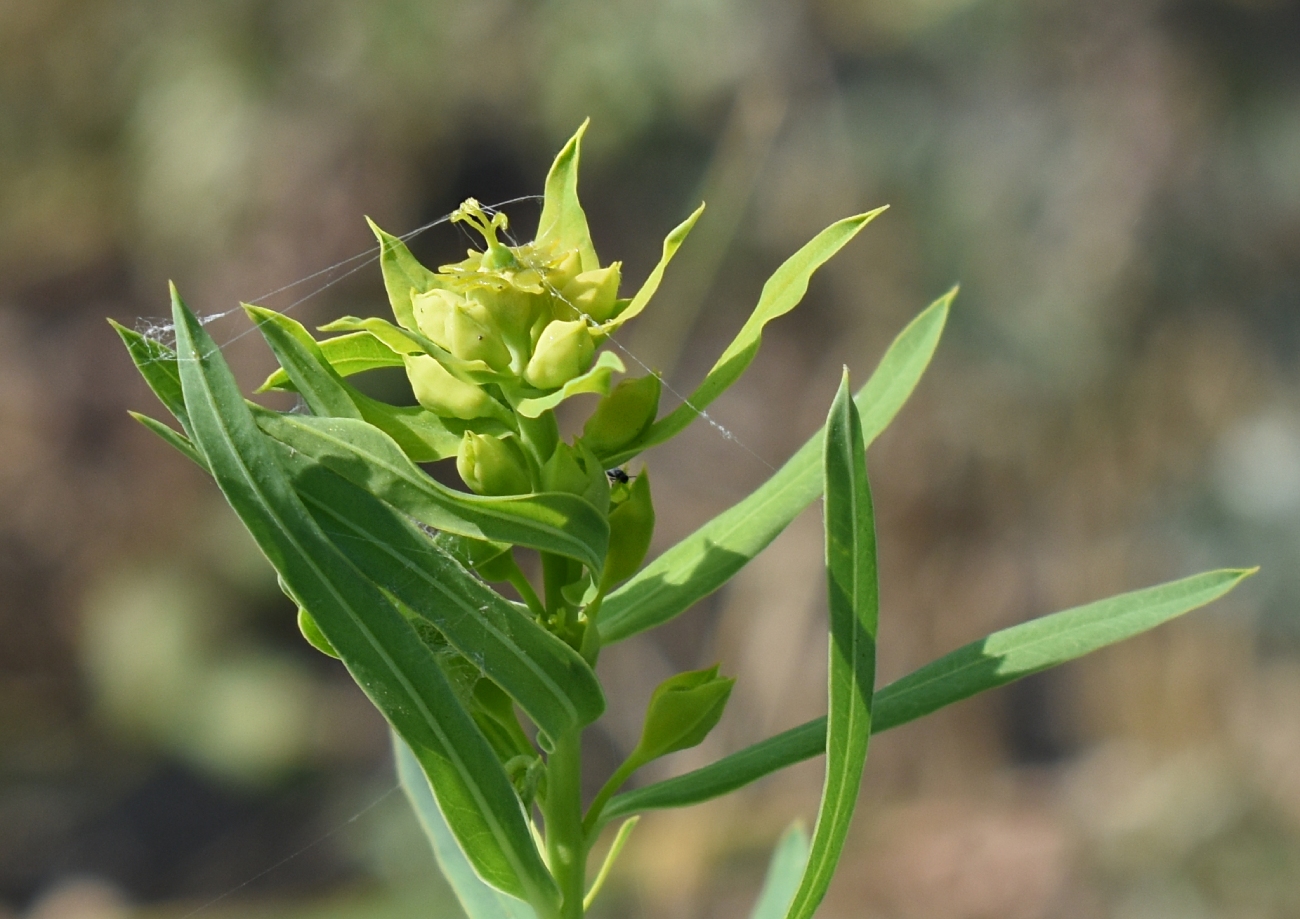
113, 122, 1252, 919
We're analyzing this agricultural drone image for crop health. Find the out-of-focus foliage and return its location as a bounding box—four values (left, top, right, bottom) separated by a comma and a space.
4, 0, 1300, 917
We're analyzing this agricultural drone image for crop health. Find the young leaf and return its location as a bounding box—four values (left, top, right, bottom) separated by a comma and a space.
595, 203, 705, 335
367, 217, 439, 332
536, 119, 598, 272
395, 734, 538, 919
279, 451, 606, 737
610, 208, 888, 463
515, 350, 626, 418
257, 330, 404, 392
252, 409, 609, 575
597, 567, 1254, 825
129, 411, 206, 468
169, 288, 557, 910
749, 823, 811, 919
782, 371, 879, 919
599, 291, 951, 643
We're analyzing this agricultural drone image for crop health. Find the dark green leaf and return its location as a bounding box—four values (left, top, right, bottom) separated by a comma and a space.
169, 288, 556, 909
244, 304, 362, 419
277, 451, 605, 737
110, 321, 191, 433
253, 409, 609, 575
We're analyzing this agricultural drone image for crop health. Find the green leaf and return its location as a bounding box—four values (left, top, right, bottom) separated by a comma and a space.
596, 203, 705, 335
599, 291, 951, 643
252, 409, 609, 575
244, 304, 362, 419
784, 372, 879, 919
323, 314, 501, 384
128, 411, 207, 468
395, 734, 538, 919
278, 452, 606, 737
258, 330, 404, 392
536, 120, 598, 272
515, 350, 626, 418
169, 287, 557, 910
597, 567, 1254, 826
613, 208, 888, 462
367, 217, 439, 331
110, 321, 191, 434
349, 390, 486, 463
749, 823, 811, 919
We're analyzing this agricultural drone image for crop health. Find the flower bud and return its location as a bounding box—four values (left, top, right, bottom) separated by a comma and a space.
633, 665, 734, 764
457, 432, 531, 496
582, 374, 661, 456
448, 298, 512, 370
412, 288, 457, 349
601, 469, 653, 589
524, 319, 594, 390
558, 263, 622, 322
405, 354, 503, 420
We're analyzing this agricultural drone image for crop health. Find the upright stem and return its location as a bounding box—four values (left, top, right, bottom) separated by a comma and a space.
544, 729, 587, 918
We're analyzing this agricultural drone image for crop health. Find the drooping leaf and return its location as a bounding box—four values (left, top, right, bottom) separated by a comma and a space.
783, 372, 879, 919
597, 567, 1254, 825
258, 330, 404, 392
367, 217, 439, 331
252, 409, 609, 575
276, 450, 606, 737
606, 208, 888, 464
595, 203, 705, 336
536, 119, 598, 272
599, 291, 951, 643
515, 351, 626, 418
395, 734, 538, 919
169, 288, 557, 909
749, 823, 811, 919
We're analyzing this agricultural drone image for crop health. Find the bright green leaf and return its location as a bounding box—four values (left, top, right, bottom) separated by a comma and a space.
244, 304, 362, 419
536, 120, 598, 272
613, 207, 887, 462
258, 330, 404, 392
515, 350, 626, 418
596, 203, 705, 336
367, 217, 439, 331
599, 291, 950, 643
597, 567, 1254, 826
783, 371, 879, 919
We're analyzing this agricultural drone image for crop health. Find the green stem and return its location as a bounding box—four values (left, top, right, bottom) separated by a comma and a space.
505, 563, 546, 620
582, 752, 644, 840
544, 730, 588, 918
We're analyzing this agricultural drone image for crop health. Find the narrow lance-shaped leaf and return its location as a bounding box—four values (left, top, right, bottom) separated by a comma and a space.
596, 567, 1254, 826
595, 203, 705, 337
610, 207, 888, 464
276, 449, 605, 737
253, 409, 609, 576
599, 290, 952, 643
110, 321, 192, 434
783, 371, 878, 919
536, 119, 598, 272
395, 734, 538, 919
168, 288, 557, 911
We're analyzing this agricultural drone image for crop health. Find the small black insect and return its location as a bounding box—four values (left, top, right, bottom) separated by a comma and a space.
605, 468, 630, 485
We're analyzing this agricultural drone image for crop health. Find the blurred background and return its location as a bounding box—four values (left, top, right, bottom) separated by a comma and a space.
3, 0, 1300, 916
